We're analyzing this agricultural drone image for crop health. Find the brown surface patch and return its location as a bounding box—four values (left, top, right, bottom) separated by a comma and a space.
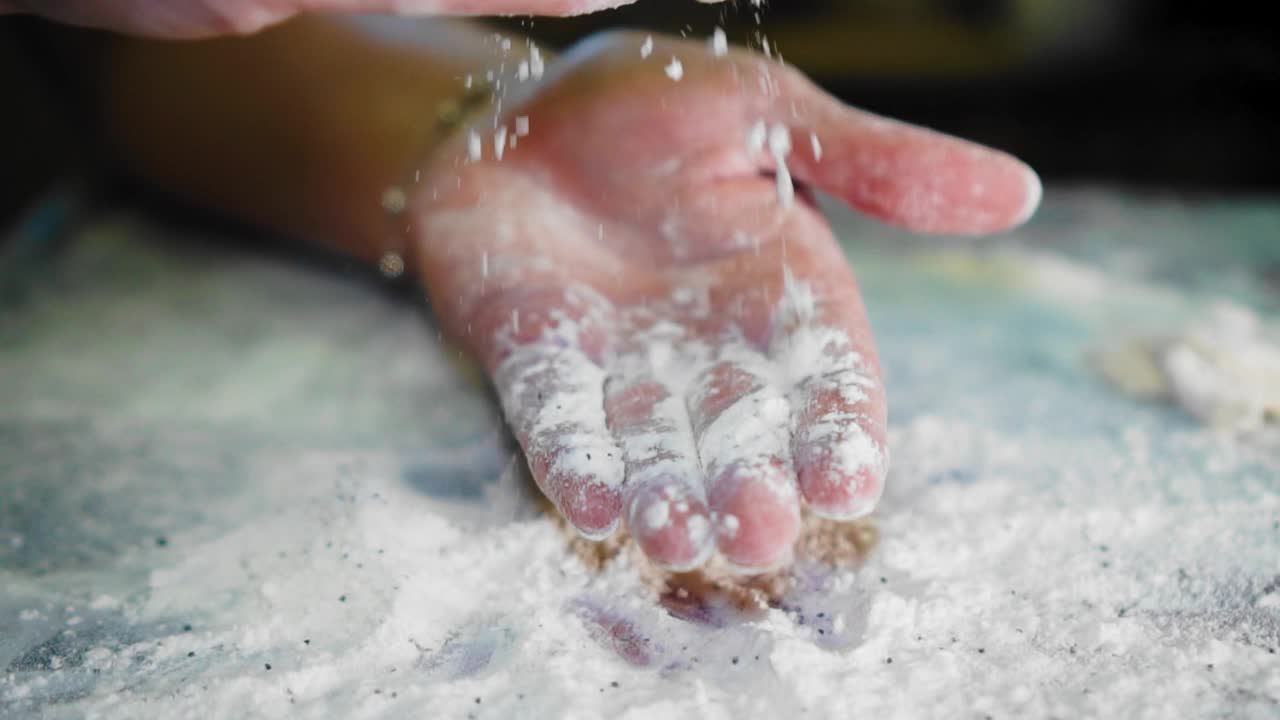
549, 502, 879, 612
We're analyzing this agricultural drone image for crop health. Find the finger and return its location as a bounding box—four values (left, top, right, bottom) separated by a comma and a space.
686, 352, 801, 571
417, 165, 630, 539
487, 288, 624, 539
496, 345, 623, 538
604, 373, 714, 571
771, 249, 888, 519
768, 69, 1042, 236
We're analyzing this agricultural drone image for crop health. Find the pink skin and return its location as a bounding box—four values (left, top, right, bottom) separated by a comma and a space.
605, 378, 713, 569
410, 34, 1041, 572
0, 0, 723, 38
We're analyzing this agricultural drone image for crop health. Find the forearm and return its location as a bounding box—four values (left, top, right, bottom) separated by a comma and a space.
96, 15, 523, 264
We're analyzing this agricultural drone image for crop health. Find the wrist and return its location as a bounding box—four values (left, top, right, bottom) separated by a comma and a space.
376, 75, 496, 278
394, 41, 560, 282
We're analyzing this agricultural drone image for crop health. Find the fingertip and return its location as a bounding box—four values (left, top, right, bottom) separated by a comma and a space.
625, 483, 715, 571
791, 96, 1044, 235
799, 460, 885, 520
932, 148, 1041, 235
709, 462, 801, 571
1013, 161, 1043, 228
559, 478, 622, 540
794, 420, 888, 519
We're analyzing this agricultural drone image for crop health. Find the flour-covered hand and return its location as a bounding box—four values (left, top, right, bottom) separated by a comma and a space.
411, 32, 1040, 572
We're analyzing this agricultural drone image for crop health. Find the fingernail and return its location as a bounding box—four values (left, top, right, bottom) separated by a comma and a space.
1014, 162, 1043, 227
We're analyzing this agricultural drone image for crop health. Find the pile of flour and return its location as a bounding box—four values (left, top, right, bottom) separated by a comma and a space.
5, 417, 1276, 719
3, 198, 1279, 718
1095, 302, 1280, 439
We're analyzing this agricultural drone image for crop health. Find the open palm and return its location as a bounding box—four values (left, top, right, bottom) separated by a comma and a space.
412, 33, 1040, 572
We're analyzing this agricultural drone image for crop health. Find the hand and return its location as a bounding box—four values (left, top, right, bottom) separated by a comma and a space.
1, 0, 723, 37
412, 32, 1040, 572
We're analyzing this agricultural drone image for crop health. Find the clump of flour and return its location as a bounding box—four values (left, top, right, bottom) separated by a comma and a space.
767, 123, 794, 209
664, 57, 684, 81
745, 120, 797, 209
1094, 301, 1280, 437
710, 28, 728, 57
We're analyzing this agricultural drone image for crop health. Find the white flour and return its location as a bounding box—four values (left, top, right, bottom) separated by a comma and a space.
710, 28, 728, 58
664, 58, 684, 82
6, 414, 1274, 719
3, 196, 1279, 718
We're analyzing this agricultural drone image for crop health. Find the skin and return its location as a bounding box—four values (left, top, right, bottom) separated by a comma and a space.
0, 0, 723, 38
88, 18, 1039, 572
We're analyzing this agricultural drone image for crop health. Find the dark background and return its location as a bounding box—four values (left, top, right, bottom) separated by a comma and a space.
499, 0, 1278, 191
2, 0, 1278, 227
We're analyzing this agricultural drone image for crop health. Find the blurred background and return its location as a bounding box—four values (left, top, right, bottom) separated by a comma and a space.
1, 0, 1277, 228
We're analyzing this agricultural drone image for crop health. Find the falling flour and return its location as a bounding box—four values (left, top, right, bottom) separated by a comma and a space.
746, 120, 796, 209
767, 123, 794, 209
493, 126, 507, 161
528, 43, 545, 80
710, 28, 728, 57
745, 119, 768, 157
664, 57, 684, 81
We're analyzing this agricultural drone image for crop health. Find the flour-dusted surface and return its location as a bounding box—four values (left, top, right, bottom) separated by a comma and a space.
2, 190, 1279, 718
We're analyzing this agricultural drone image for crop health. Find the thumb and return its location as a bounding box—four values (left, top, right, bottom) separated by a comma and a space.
774, 70, 1042, 236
